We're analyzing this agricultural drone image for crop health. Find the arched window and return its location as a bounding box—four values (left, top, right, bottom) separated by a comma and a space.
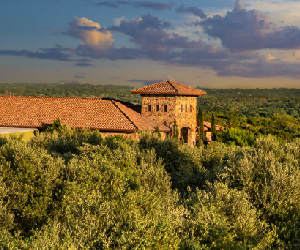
164, 105, 168, 112
148, 105, 151, 112
156, 105, 159, 111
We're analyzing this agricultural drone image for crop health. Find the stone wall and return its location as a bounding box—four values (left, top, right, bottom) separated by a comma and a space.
141, 95, 197, 145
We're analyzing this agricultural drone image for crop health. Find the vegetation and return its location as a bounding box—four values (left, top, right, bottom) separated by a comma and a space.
1, 83, 300, 248
0, 82, 141, 104
197, 87, 300, 144
196, 107, 204, 146
0, 124, 299, 249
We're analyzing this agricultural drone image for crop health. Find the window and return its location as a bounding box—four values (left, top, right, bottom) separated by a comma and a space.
148, 105, 151, 112
164, 105, 168, 112
185, 105, 187, 112
181, 105, 183, 112
156, 105, 159, 112
190, 105, 193, 112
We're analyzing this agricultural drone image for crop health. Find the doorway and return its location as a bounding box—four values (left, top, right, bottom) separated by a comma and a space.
181, 127, 189, 143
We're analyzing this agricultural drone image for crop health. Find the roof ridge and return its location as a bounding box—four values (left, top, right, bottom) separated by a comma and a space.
112, 100, 139, 131
167, 80, 178, 93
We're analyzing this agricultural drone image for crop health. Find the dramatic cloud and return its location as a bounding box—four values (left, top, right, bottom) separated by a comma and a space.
66, 17, 114, 49
3, 10, 300, 80
176, 4, 207, 19
97, 1, 172, 10
200, 0, 300, 51
108, 14, 204, 51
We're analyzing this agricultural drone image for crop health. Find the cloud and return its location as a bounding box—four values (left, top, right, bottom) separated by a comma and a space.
66, 17, 114, 49
126, 78, 166, 86
0, 47, 74, 61
76, 58, 93, 67
114, 16, 126, 26
176, 4, 207, 19
217, 60, 300, 78
200, 0, 300, 51
234, 0, 245, 12
3, 11, 300, 80
264, 54, 276, 61
108, 14, 204, 51
132, 1, 172, 10
97, 1, 172, 10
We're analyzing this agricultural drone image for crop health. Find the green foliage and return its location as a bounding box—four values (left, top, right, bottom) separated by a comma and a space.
155, 125, 161, 138
221, 136, 300, 248
47, 118, 66, 132
196, 107, 204, 147
172, 120, 179, 140
198, 88, 300, 141
0, 130, 184, 249
0, 139, 64, 237
0, 82, 141, 104
211, 113, 217, 141
218, 127, 258, 146
182, 182, 276, 249
2, 127, 300, 248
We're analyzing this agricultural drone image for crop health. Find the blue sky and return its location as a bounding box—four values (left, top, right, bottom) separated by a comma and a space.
2, 0, 300, 88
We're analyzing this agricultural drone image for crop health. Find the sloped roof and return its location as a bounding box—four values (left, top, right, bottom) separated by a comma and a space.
131, 80, 206, 96
0, 96, 170, 133
203, 121, 223, 131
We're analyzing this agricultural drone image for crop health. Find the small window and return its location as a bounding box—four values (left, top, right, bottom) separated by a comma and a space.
156, 105, 159, 112
148, 105, 151, 112
164, 105, 168, 112
181, 105, 183, 112
185, 105, 187, 112
190, 105, 193, 112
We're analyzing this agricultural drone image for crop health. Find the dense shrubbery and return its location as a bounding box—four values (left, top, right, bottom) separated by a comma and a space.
1, 126, 300, 249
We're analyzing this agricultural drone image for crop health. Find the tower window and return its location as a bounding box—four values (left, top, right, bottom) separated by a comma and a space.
181, 105, 183, 112
156, 105, 159, 111
164, 105, 168, 112
190, 105, 193, 112
185, 105, 187, 112
148, 105, 151, 112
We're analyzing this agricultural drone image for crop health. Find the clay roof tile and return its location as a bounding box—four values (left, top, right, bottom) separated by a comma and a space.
131, 80, 206, 96
0, 96, 170, 133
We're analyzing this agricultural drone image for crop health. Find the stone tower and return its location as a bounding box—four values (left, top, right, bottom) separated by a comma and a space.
131, 80, 206, 145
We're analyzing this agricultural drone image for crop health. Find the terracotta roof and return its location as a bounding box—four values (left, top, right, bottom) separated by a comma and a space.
131, 80, 206, 96
203, 121, 223, 131
0, 96, 170, 133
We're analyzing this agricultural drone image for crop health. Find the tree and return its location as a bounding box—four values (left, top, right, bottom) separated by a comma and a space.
197, 106, 205, 147
172, 120, 179, 141
211, 113, 217, 141
155, 125, 161, 138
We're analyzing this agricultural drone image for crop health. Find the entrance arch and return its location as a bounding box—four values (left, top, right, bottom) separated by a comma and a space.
181, 127, 190, 143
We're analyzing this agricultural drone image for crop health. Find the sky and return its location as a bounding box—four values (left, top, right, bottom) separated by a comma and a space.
2, 0, 300, 88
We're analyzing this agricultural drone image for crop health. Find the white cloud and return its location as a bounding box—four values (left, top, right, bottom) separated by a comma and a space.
244, 0, 300, 26
67, 17, 114, 49
114, 16, 127, 26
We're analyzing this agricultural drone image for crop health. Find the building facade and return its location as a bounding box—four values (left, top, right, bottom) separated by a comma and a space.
131, 80, 206, 145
